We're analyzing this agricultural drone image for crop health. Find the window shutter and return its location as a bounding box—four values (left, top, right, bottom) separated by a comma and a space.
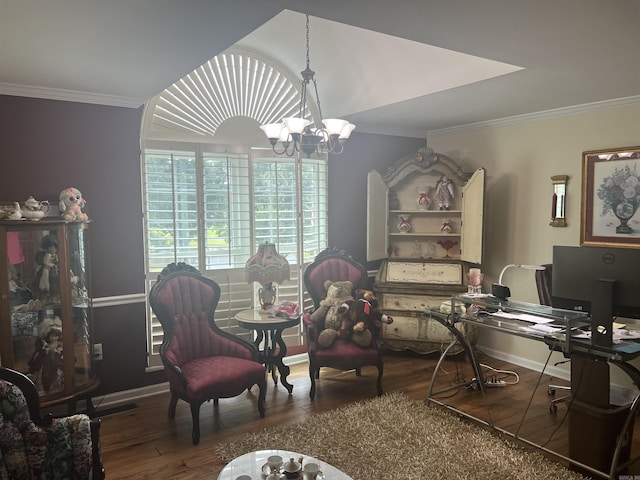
143, 146, 327, 368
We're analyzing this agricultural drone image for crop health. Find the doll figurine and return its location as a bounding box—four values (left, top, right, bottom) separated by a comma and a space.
435, 176, 455, 210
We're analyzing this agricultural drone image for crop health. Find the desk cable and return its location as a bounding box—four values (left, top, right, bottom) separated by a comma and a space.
514, 347, 556, 439
478, 363, 520, 386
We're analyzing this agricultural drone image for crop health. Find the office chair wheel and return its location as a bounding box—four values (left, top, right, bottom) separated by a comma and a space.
548, 386, 556, 396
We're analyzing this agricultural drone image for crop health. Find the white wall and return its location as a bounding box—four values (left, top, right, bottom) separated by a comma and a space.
428, 100, 640, 385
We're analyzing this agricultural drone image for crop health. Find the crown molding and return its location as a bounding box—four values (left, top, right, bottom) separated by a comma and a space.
353, 122, 427, 139
428, 95, 640, 137
0, 82, 145, 108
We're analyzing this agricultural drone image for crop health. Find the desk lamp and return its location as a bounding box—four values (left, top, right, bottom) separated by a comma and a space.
492, 264, 545, 300
245, 242, 290, 309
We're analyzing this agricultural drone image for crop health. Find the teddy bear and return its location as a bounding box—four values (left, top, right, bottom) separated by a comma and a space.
59, 187, 88, 221
350, 289, 394, 348
309, 280, 355, 348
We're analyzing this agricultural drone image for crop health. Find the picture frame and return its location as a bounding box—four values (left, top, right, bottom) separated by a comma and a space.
581, 146, 640, 248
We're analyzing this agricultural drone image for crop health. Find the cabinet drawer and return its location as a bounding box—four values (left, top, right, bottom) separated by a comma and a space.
384, 261, 463, 286
383, 313, 455, 343
381, 293, 451, 312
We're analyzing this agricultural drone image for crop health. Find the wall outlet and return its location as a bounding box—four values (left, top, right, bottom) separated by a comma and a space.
92, 343, 103, 361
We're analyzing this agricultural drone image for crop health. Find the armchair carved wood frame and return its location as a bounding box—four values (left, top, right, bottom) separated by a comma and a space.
302, 247, 384, 400
0, 367, 104, 479
149, 262, 267, 445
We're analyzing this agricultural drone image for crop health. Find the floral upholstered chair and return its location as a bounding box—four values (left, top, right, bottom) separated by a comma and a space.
0, 367, 104, 480
302, 247, 383, 400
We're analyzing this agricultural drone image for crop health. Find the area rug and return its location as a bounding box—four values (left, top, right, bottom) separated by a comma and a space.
216, 392, 585, 480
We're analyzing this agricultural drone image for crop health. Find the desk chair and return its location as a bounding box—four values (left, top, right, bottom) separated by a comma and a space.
536, 263, 571, 413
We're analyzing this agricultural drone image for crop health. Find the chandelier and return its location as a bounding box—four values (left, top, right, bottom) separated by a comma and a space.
260, 14, 355, 157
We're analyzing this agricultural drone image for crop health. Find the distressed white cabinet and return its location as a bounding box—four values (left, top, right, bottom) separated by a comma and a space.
367, 147, 485, 354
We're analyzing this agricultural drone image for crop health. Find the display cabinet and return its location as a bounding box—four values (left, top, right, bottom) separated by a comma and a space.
367, 147, 485, 353
0, 219, 98, 408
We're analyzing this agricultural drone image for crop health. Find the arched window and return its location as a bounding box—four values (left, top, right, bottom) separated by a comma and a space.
141, 47, 327, 367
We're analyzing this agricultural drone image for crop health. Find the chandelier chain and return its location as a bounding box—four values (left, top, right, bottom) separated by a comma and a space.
259, 13, 354, 156
305, 14, 310, 70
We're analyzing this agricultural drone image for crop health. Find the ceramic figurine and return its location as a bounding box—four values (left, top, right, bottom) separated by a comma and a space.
6, 202, 23, 220
22, 196, 50, 221
398, 215, 411, 233
416, 186, 431, 209
435, 175, 455, 210
440, 219, 453, 233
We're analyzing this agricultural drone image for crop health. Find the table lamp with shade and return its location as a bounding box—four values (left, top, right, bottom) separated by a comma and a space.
245, 242, 290, 309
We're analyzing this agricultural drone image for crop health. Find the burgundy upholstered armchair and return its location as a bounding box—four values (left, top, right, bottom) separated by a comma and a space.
149, 263, 267, 445
302, 247, 383, 400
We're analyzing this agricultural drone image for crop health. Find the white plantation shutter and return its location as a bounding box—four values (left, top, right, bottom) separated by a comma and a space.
142, 48, 327, 368
143, 146, 327, 368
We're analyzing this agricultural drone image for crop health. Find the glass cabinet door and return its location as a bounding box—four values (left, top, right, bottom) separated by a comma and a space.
1, 220, 95, 402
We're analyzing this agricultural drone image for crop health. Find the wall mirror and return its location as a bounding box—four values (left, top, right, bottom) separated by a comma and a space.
550, 175, 568, 227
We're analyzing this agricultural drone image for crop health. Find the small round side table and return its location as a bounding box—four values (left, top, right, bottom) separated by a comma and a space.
235, 309, 299, 394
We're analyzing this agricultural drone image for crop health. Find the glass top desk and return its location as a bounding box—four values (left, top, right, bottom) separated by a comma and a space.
427, 294, 640, 480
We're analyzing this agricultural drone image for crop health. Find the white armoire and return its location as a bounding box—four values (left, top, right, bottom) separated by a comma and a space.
367, 147, 485, 354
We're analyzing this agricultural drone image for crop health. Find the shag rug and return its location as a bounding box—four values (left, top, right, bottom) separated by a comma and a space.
216, 392, 586, 480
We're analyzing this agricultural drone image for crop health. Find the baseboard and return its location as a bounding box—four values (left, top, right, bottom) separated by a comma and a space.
478, 345, 571, 382
94, 353, 310, 409
94, 382, 170, 409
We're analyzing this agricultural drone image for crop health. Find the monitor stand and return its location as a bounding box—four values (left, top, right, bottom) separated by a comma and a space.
591, 278, 614, 348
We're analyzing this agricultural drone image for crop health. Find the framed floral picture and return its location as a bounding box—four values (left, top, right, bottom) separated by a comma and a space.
581, 146, 640, 248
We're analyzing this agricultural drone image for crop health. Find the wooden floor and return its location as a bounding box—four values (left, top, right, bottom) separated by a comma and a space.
95, 350, 640, 479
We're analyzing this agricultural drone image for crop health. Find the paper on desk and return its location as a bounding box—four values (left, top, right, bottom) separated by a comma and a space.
615, 329, 640, 340
492, 310, 555, 324
522, 323, 564, 334
568, 329, 640, 342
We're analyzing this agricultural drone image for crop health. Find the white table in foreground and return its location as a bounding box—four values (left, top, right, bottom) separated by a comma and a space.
217, 449, 353, 480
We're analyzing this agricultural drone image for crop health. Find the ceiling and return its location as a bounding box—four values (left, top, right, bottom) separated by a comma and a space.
1, 0, 639, 137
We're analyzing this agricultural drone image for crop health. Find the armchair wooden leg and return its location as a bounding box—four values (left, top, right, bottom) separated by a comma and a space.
309, 364, 317, 400
90, 419, 105, 480
190, 402, 202, 445
257, 378, 266, 418
376, 362, 384, 397
168, 392, 179, 419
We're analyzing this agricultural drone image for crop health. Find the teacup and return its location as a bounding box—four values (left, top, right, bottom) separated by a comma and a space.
267, 455, 283, 471
303, 462, 320, 480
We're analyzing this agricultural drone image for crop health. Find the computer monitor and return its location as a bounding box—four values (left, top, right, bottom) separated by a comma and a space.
552, 245, 640, 347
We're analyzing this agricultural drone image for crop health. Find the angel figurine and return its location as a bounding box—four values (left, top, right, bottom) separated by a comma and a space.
435, 176, 454, 210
